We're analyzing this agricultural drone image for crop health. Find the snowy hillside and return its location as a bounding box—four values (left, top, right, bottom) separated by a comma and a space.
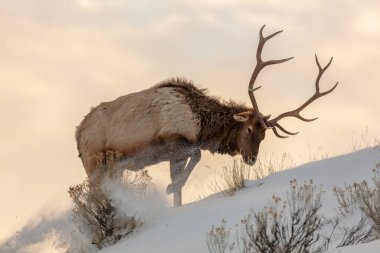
1, 147, 380, 253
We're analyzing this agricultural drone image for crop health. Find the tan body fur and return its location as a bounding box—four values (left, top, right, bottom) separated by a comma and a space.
76, 85, 200, 176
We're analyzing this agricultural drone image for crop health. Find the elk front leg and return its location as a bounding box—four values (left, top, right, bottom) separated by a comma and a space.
167, 148, 201, 206
168, 158, 188, 207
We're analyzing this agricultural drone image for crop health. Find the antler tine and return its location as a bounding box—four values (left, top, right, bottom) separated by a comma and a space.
272, 122, 299, 135
248, 25, 293, 128
268, 55, 339, 137
315, 55, 333, 93
271, 126, 288, 138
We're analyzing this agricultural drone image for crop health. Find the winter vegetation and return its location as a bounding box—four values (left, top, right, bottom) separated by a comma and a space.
207, 180, 330, 253
211, 153, 295, 196
66, 150, 153, 251
205, 149, 380, 253
333, 163, 380, 246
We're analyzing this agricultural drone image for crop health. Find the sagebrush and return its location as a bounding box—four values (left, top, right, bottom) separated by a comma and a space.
333, 162, 380, 246
207, 180, 332, 253
68, 150, 152, 250
206, 219, 235, 253
337, 216, 376, 247
68, 180, 138, 249
212, 154, 295, 195
238, 180, 328, 253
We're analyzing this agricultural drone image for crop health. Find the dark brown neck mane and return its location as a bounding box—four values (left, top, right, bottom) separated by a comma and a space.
155, 78, 250, 155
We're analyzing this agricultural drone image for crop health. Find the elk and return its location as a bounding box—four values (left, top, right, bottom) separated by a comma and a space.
76, 25, 338, 206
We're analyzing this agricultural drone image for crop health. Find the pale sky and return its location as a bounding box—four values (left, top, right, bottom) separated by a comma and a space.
1, 0, 379, 241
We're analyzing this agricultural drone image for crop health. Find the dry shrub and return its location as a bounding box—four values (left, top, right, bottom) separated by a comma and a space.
212, 160, 251, 195
121, 170, 153, 198
333, 162, 380, 247
207, 180, 331, 253
349, 128, 379, 152
352, 166, 380, 235
213, 154, 295, 196
206, 219, 235, 253
306, 145, 330, 162
239, 180, 326, 253
254, 153, 295, 178
337, 216, 376, 247
68, 180, 137, 249
333, 183, 358, 216
68, 150, 152, 250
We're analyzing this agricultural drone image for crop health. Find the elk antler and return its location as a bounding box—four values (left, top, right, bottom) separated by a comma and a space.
267, 55, 339, 138
249, 25, 293, 128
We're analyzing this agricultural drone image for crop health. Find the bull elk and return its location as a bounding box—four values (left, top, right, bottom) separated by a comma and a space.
76, 25, 338, 206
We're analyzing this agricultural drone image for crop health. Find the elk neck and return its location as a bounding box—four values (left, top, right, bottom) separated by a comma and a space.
196, 103, 245, 156
154, 78, 250, 156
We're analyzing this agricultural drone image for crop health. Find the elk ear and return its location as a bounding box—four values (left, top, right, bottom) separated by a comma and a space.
233, 112, 251, 122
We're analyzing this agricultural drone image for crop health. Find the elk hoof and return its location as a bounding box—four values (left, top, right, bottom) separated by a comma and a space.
166, 183, 175, 194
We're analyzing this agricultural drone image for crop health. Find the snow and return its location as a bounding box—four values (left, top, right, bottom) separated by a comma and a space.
340, 240, 380, 253
1, 146, 379, 253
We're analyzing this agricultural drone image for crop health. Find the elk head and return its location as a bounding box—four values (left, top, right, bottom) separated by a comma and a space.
234, 25, 338, 165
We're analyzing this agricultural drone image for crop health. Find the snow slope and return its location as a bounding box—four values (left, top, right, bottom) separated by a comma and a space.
1, 147, 380, 253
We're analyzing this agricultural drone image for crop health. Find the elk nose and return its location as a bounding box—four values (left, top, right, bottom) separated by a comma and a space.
245, 156, 257, 166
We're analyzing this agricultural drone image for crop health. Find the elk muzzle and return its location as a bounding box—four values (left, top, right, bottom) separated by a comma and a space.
242, 155, 257, 166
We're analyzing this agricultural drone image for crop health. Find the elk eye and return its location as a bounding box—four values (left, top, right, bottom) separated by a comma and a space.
247, 127, 253, 134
